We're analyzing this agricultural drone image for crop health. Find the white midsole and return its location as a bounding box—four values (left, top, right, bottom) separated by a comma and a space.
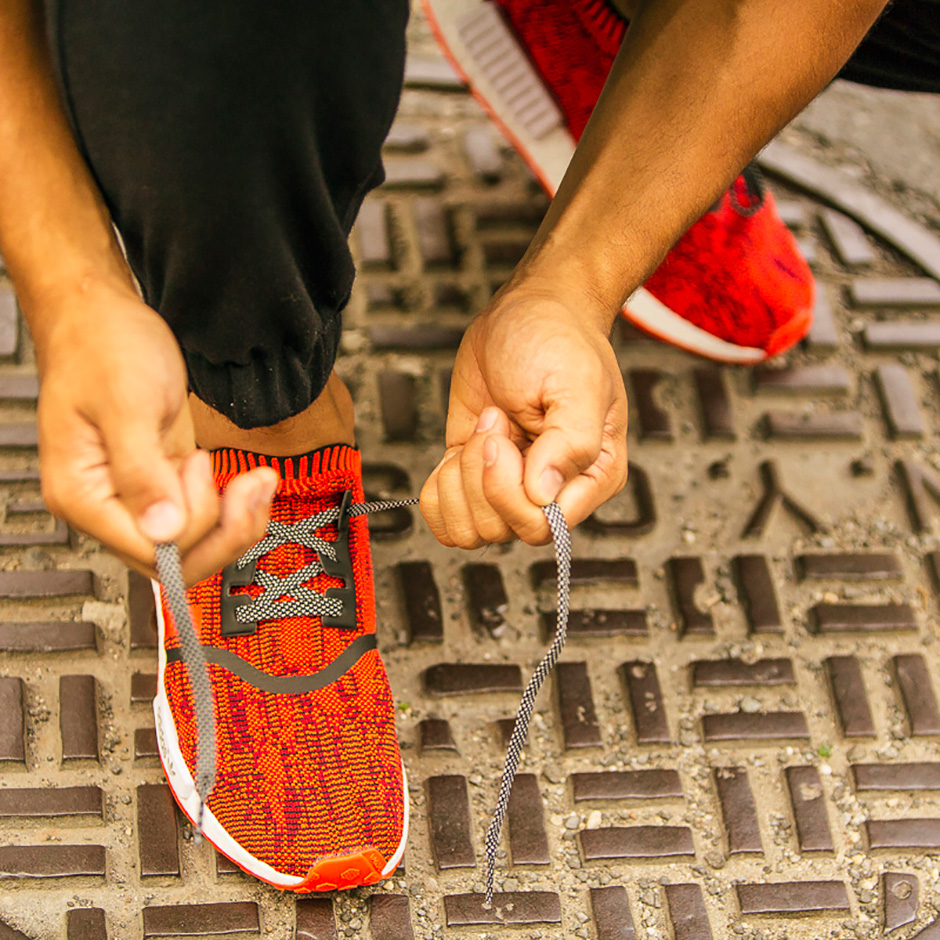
424, 0, 767, 362
150, 580, 409, 887
624, 290, 766, 364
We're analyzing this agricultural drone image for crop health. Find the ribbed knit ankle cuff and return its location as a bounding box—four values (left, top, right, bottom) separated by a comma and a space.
210, 445, 360, 483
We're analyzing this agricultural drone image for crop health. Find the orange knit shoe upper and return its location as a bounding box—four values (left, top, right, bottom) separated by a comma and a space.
158, 445, 405, 888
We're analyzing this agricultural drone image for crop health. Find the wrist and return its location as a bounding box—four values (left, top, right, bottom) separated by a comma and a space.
498, 259, 623, 337
26, 275, 145, 371
17, 254, 136, 314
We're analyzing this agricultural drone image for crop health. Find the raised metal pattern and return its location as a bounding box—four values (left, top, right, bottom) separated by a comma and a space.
1, 24, 940, 940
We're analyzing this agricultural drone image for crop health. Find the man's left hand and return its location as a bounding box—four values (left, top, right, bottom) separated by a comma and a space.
420, 284, 628, 547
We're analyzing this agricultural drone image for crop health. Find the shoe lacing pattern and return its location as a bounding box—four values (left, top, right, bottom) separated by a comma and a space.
232, 500, 402, 622
155, 497, 571, 901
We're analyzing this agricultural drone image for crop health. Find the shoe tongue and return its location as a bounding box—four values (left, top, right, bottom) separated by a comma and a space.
210, 444, 360, 484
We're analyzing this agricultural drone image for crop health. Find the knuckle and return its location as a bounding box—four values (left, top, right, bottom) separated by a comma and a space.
566, 437, 600, 471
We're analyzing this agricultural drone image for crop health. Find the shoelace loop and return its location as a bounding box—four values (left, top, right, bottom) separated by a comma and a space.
156, 495, 570, 903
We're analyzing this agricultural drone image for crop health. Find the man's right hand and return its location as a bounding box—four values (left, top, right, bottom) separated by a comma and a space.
0, 0, 276, 584
35, 283, 277, 585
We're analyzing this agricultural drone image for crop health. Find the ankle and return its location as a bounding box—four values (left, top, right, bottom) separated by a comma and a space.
190, 372, 355, 455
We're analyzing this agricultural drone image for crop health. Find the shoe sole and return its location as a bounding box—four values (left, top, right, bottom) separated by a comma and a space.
422, 0, 780, 364
151, 580, 409, 891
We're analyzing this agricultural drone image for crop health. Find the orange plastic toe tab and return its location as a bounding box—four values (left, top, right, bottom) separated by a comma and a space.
764, 302, 814, 359
298, 847, 388, 892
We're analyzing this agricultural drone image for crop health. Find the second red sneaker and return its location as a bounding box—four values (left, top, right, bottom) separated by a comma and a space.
152, 445, 407, 891
423, 0, 814, 362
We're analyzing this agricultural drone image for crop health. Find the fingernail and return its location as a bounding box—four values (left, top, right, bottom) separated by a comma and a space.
138, 500, 184, 542
483, 437, 498, 467
475, 408, 498, 433
538, 467, 565, 504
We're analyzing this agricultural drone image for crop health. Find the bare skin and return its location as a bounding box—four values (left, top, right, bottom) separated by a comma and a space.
189, 373, 356, 455
0, 0, 888, 581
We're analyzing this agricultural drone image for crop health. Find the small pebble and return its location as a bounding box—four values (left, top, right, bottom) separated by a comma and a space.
541, 762, 565, 784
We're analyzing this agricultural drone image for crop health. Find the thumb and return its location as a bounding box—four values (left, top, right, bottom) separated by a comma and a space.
523, 398, 604, 506
102, 416, 189, 543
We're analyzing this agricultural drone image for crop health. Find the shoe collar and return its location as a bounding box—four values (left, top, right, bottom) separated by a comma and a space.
211, 444, 361, 494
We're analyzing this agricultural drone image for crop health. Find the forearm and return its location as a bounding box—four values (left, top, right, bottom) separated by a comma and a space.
513, 0, 888, 327
0, 0, 135, 350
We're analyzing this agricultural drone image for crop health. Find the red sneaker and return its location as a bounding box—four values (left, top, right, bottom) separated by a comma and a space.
152, 445, 407, 891
423, 0, 814, 362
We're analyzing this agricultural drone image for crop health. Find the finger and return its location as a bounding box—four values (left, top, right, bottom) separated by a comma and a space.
99, 409, 190, 542
109, 545, 158, 583
180, 467, 278, 585
481, 434, 552, 545
59, 486, 164, 570
420, 449, 460, 547
553, 435, 630, 528
459, 407, 514, 543
175, 450, 221, 554
523, 395, 607, 507
436, 447, 485, 550
37, 416, 158, 569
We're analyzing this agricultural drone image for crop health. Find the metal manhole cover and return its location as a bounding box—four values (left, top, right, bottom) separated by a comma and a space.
2, 20, 940, 940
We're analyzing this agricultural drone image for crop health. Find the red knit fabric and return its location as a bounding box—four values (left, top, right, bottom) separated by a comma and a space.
642, 179, 814, 352
160, 445, 403, 884
494, 0, 814, 354
494, 0, 624, 139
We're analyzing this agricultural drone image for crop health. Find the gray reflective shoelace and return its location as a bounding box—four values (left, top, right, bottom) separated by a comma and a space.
154, 497, 570, 903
